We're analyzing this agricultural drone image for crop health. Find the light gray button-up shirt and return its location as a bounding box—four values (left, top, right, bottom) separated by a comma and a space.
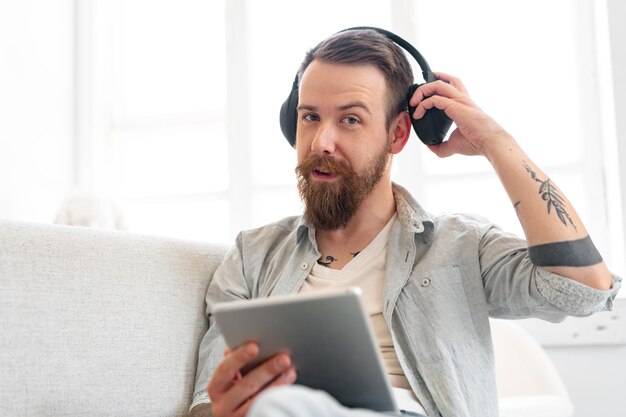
192, 183, 621, 417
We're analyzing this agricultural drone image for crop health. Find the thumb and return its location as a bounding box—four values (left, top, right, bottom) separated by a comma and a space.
427, 128, 474, 158
427, 139, 455, 159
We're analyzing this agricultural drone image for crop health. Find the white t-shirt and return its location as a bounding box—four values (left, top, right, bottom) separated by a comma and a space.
299, 214, 426, 415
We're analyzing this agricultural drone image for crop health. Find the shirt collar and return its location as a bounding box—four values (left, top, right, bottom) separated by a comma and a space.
391, 182, 435, 241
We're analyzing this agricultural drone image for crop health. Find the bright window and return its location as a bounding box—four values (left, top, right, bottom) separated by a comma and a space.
85, 0, 624, 281
395, 0, 624, 278
91, 0, 228, 241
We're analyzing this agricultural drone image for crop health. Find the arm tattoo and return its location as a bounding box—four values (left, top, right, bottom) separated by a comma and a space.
528, 235, 602, 267
350, 251, 361, 257
522, 161, 576, 230
317, 255, 337, 267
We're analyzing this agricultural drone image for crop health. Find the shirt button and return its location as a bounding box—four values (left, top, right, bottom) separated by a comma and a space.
300, 263, 308, 270
421, 278, 431, 287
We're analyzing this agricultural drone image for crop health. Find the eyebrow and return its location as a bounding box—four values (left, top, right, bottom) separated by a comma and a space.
296, 101, 373, 116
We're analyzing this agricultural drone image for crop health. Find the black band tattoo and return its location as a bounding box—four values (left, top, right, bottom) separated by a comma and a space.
317, 255, 337, 267
350, 251, 361, 257
522, 161, 576, 230
528, 235, 602, 267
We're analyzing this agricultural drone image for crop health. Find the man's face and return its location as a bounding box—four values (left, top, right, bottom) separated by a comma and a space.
294, 60, 393, 230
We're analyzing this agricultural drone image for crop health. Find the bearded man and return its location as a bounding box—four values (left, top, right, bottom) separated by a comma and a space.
189, 29, 620, 417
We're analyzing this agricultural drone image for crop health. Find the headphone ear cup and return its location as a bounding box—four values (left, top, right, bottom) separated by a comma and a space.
407, 83, 453, 146
279, 79, 300, 148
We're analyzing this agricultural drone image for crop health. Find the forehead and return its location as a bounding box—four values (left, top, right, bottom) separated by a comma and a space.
298, 60, 388, 111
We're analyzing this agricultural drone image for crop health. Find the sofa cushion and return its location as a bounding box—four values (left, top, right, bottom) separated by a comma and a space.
0, 220, 228, 417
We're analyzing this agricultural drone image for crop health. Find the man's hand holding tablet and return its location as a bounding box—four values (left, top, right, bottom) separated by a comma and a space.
209, 288, 398, 414
207, 339, 297, 417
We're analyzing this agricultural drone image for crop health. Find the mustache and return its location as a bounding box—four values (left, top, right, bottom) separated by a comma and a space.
295, 154, 354, 178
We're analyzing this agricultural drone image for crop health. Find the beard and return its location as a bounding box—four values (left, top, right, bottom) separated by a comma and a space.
295, 141, 391, 231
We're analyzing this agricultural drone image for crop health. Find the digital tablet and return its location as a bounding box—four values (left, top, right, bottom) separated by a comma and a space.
211, 287, 398, 413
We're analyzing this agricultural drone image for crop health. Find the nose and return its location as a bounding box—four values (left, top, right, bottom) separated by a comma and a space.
310, 121, 337, 155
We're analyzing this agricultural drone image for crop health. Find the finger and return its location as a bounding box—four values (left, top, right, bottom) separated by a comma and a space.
411, 80, 466, 107
412, 94, 454, 120
208, 343, 259, 398
264, 367, 298, 388
211, 398, 251, 417
230, 367, 298, 417
221, 353, 293, 408
433, 72, 469, 95
231, 403, 251, 417
409, 80, 464, 108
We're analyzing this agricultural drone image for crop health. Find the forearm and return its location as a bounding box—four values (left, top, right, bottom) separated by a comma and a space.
485, 133, 612, 290
410, 72, 613, 290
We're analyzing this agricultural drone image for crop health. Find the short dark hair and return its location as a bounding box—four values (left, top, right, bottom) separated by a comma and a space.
297, 29, 414, 129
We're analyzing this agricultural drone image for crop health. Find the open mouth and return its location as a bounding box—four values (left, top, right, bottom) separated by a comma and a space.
312, 167, 337, 180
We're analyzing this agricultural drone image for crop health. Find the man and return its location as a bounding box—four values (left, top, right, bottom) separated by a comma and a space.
189, 29, 620, 417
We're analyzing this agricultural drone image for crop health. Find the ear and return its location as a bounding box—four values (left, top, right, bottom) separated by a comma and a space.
389, 111, 411, 154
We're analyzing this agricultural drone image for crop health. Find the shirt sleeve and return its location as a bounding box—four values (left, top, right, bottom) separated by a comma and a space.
191, 234, 252, 411
478, 223, 622, 322
189, 390, 211, 413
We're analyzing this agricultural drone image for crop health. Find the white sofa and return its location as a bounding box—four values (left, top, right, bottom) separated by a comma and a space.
0, 219, 228, 416
0, 219, 573, 417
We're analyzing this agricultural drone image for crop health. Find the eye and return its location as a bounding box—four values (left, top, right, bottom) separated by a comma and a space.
342, 116, 360, 125
303, 114, 320, 122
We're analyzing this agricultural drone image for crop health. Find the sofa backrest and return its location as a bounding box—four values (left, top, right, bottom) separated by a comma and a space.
0, 220, 228, 417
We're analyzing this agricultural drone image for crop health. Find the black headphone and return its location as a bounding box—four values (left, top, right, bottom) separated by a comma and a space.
279, 26, 453, 148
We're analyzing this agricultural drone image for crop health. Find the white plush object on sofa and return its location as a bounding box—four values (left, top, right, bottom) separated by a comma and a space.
0, 220, 228, 417
491, 318, 574, 417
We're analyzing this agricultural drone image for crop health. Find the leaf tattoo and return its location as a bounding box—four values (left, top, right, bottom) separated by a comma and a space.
523, 161, 576, 230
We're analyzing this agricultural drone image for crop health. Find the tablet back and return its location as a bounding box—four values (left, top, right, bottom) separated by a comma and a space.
212, 288, 398, 413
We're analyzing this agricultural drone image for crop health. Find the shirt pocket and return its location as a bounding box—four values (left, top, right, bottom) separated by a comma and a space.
397, 265, 479, 364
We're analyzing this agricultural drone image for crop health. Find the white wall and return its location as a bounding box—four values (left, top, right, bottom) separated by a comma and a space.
0, 1, 74, 223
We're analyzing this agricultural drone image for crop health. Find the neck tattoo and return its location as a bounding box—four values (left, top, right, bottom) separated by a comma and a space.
317, 251, 361, 268
317, 255, 337, 267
